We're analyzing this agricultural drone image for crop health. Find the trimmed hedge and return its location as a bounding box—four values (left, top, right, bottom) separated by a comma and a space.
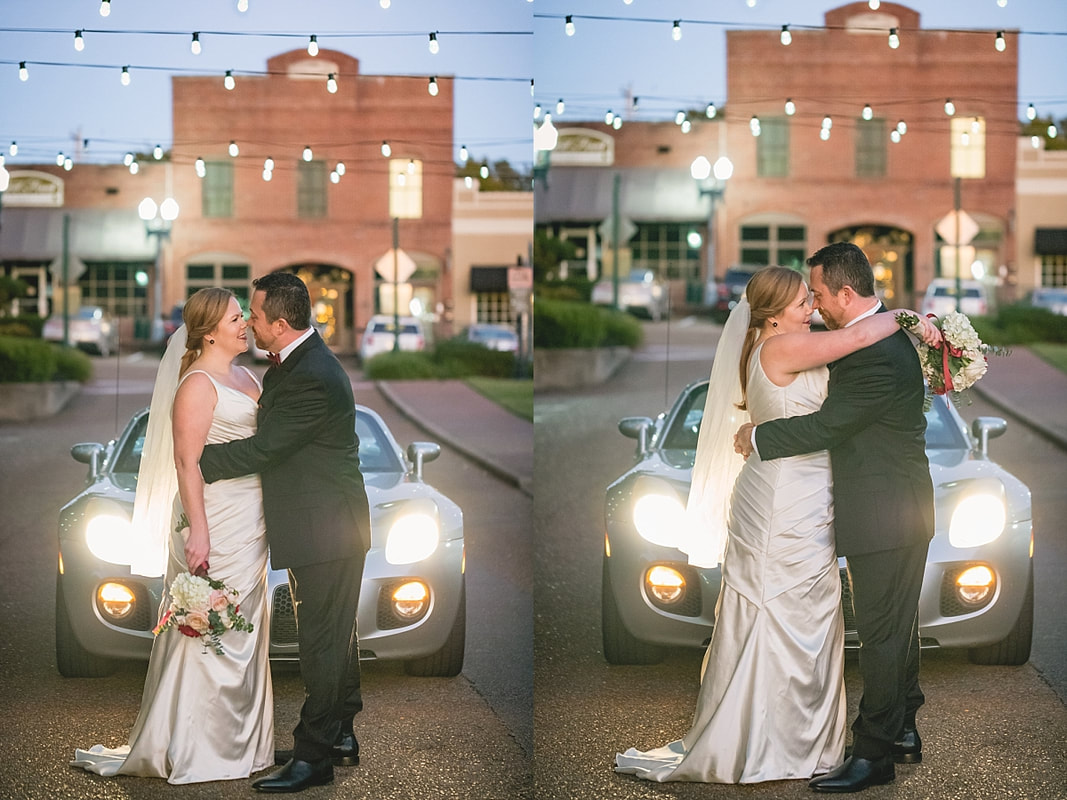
363, 339, 518, 380
533, 298, 643, 349
970, 305, 1067, 346
0, 336, 92, 383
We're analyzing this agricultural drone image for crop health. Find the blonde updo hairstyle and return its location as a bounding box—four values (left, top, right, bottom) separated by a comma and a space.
179, 287, 236, 376
737, 266, 805, 410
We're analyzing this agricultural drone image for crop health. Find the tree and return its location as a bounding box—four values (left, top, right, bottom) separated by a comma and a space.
455, 157, 532, 191
533, 229, 578, 284
0, 276, 29, 316
1020, 116, 1066, 151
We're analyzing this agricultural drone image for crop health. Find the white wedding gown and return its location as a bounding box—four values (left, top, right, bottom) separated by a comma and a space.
616, 343, 846, 783
72, 371, 274, 784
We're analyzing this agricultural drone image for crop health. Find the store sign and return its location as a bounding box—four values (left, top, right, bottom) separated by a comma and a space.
552, 128, 614, 166
4, 170, 64, 207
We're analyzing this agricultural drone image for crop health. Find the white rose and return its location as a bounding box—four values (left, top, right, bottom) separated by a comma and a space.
955, 355, 988, 390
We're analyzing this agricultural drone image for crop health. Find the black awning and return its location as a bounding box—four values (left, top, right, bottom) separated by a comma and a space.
470, 266, 509, 292
1035, 228, 1067, 256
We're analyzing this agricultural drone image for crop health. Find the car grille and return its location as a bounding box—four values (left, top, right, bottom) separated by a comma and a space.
270, 586, 298, 645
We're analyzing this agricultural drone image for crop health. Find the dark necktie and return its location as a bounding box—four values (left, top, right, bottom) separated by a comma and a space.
267, 352, 281, 366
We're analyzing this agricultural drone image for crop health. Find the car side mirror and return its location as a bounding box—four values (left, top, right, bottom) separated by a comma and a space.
618, 416, 653, 458
406, 441, 441, 482
971, 417, 1007, 458
71, 442, 105, 480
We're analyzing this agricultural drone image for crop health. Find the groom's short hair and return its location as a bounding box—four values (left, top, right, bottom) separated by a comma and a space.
254, 272, 311, 330
807, 242, 876, 297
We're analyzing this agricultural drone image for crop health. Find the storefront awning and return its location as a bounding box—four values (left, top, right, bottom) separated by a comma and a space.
470, 266, 509, 292
1035, 228, 1067, 256
0, 207, 157, 263
534, 167, 709, 225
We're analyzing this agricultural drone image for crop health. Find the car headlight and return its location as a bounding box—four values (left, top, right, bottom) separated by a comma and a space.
631, 478, 687, 548
949, 492, 1007, 548
385, 512, 440, 565
85, 511, 136, 565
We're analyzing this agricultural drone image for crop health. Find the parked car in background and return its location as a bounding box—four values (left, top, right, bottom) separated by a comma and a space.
1027, 287, 1067, 316
921, 278, 990, 317
601, 380, 1033, 668
707, 266, 758, 315
591, 269, 668, 321
56, 405, 465, 679
463, 323, 519, 352
162, 303, 185, 342
359, 315, 427, 361
42, 306, 120, 356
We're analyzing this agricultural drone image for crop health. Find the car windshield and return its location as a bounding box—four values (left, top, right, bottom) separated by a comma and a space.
933, 286, 981, 299
372, 321, 418, 335
110, 409, 404, 476
655, 383, 968, 468
75, 308, 102, 320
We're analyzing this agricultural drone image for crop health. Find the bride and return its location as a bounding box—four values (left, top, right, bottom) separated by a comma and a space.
72, 288, 274, 784
615, 266, 937, 784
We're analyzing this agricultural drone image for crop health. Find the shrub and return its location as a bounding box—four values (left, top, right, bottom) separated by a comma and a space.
363, 351, 441, 380
54, 346, 93, 381
971, 305, 1067, 346
534, 299, 644, 349
0, 336, 57, 382
433, 339, 515, 378
0, 322, 35, 338
536, 276, 595, 303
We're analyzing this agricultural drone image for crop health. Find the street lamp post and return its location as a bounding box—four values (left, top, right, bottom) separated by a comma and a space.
691, 156, 733, 298
138, 196, 179, 342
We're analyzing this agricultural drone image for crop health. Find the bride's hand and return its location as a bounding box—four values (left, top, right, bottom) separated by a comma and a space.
184, 526, 211, 575
912, 313, 944, 348
734, 423, 755, 459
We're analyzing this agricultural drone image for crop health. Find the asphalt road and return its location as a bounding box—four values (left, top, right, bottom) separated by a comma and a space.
533, 318, 1067, 800
0, 351, 531, 800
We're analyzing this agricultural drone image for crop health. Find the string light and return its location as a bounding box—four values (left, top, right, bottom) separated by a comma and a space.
120, 66, 131, 86
428, 32, 439, 54
381, 141, 391, 157
1027, 103, 1036, 121
224, 70, 236, 90
18, 62, 28, 82
961, 131, 970, 146
888, 28, 900, 49
64, 157, 73, 171
820, 127, 831, 141
750, 116, 761, 137
1031, 136, 1040, 149
9, 142, 17, 156
672, 20, 681, 41
613, 116, 623, 130
336, 161, 345, 176
464, 176, 473, 189
995, 31, 1006, 52
380, 0, 390, 8
264, 157, 274, 171
565, 15, 575, 36
681, 119, 691, 134
675, 110, 686, 125
303, 145, 313, 161
897, 119, 907, 135
238, 0, 249, 11
307, 35, 319, 56
556, 98, 565, 115
530, 79, 534, 97
123, 152, 134, 166
153, 144, 163, 160
191, 32, 201, 55
327, 73, 338, 93
862, 103, 873, 120
944, 98, 956, 116
822, 115, 833, 130
407, 159, 416, 174
1049, 124, 1058, 139
459, 145, 468, 162
129, 161, 139, 175
780, 25, 792, 46
99, 0, 111, 17
263, 169, 272, 181
784, 98, 796, 116
428, 76, 439, 96
480, 164, 489, 179
229, 140, 239, 157
330, 171, 340, 184
56, 151, 65, 166
747, 0, 756, 7
891, 129, 902, 144
632, 96, 639, 111
533, 103, 542, 120
705, 102, 716, 119
195, 156, 206, 177
998, 0, 1008, 6
869, 0, 880, 8
74, 30, 84, 51
971, 117, 980, 133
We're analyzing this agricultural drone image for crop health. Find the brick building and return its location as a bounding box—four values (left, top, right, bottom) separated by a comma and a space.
536, 2, 1024, 308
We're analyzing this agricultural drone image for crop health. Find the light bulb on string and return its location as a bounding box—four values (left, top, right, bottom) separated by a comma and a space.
705, 102, 716, 119
1049, 124, 1059, 139
74, 30, 84, 51
945, 98, 955, 116
862, 103, 873, 120
460, 145, 468, 162
264, 157, 274, 171
681, 120, 692, 134
195, 157, 206, 177
971, 117, 980, 133
780, 25, 791, 46
330, 171, 340, 184
747, 0, 756, 7
191, 32, 201, 55
785, 98, 796, 116
565, 16, 575, 36
464, 176, 473, 189
891, 129, 902, 144
897, 119, 907, 135
995, 31, 1005, 52
613, 117, 622, 130
18, 62, 28, 81
153, 144, 163, 160
56, 152, 65, 167
961, 131, 970, 146
1027, 103, 1036, 121
327, 73, 337, 93
9, 142, 17, 156
632, 96, 639, 111
303, 145, 313, 161
336, 161, 345, 176
428, 76, 438, 96
869, 0, 880, 8
224, 70, 236, 90
675, 110, 686, 125
407, 159, 416, 174
822, 115, 833, 130
262, 169, 272, 182
533, 103, 542, 120
121, 66, 131, 86
99, 0, 110, 17
604, 109, 615, 125
530, 79, 534, 96
64, 157, 73, 171
624, 0, 633, 4
888, 28, 899, 49
381, 141, 391, 157
380, 0, 390, 8
229, 140, 239, 157
238, 0, 249, 11
998, 0, 1007, 6
308, 35, 319, 56
480, 164, 490, 179
556, 98, 565, 115
129, 161, 139, 175
750, 116, 761, 136
672, 21, 681, 41
123, 152, 134, 166
820, 127, 831, 141
1031, 136, 1040, 149
428, 32, 439, 54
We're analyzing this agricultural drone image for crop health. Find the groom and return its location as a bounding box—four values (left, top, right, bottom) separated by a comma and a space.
736, 242, 934, 793
199, 272, 371, 793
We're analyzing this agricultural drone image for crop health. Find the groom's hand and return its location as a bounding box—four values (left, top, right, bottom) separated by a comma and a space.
734, 423, 755, 459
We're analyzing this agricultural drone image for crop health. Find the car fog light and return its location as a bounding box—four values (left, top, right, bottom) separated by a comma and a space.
955, 565, 995, 605
392, 581, 429, 619
645, 565, 686, 604
98, 582, 136, 619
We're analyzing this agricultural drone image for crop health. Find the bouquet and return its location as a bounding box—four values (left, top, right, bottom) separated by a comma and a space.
895, 310, 997, 409
153, 567, 253, 655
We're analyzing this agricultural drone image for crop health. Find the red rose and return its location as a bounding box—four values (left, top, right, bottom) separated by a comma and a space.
177, 624, 201, 638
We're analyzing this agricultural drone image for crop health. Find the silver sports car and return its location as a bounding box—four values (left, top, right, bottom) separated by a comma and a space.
602, 382, 1033, 667
56, 405, 465, 678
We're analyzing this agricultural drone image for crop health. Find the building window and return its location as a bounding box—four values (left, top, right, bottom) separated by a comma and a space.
297, 161, 328, 219
757, 117, 789, 178
856, 118, 887, 177
1042, 256, 1067, 287
201, 161, 234, 218
476, 292, 513, 324
389, 159, 423, 219
951, 116, 986, 179
77, 261, 151, 316
185, 262, 251, 310
630, 223, 702, 281
739, 223, 807, 268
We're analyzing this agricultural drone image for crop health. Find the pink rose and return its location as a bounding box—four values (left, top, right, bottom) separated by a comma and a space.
209, 589, 230, 613
185, 610, 211, 633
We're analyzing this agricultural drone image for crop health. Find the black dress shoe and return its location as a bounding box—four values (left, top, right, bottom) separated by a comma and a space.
809, 755, 894, 793
892, 725, 922, 764
252, 758, 334, 793
274, 732, 360, 767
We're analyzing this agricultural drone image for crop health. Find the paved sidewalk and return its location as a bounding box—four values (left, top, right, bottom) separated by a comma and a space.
377, 379, 533, 496
972, 345, 1067, 452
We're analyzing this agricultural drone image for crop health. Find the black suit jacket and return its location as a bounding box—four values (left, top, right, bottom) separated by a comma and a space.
199, 333, 371, 569
754, 308, 934, 556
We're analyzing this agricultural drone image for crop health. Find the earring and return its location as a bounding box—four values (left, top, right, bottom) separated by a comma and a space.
208, 338, 215, 344
771, 321, 778, 328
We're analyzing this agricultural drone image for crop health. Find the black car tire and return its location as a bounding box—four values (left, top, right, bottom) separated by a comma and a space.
968, 564, 1034, 666
404, 583, 466, 677
55, 575, 118, 678
602, 556, 663, 665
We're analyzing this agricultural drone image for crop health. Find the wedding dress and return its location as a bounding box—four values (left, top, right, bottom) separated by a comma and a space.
616, 340, 846, 783
72, 362, 274, 784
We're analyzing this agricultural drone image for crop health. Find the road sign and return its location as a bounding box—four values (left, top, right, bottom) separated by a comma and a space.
373, 248, 417, 282
935, 209, 979, 247
598, 215, 637, 246
508, 266, 533, 290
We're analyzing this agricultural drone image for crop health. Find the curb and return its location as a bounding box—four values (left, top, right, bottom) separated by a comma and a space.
376, 381, 533, 498
972, 384, 1067, 455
